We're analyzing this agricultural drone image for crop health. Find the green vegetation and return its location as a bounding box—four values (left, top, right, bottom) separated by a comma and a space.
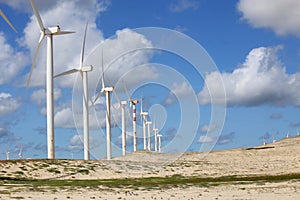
0, 173, 299, 189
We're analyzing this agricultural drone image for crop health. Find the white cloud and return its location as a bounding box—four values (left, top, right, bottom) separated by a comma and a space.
0, 93, 20, 117
198, 132, 235, 145
67, 134, 100, 151
0, 33, 29, 85
237, 0, 300, 37
169, 0, 199, 13
200, 124, 219, 133
68, 134, 83, 150
54, 107, 75, 129
198, 135, 215, 143
30, 88, 62, 106
164, 81, 194, 105
199, 46, 300, 107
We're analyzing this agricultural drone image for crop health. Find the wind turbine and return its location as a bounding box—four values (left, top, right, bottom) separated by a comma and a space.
18, 145, 23, 160
27, 0, 74, 159
110, 88, 128, 156
6, 151, 10, 160
153, 119, 159, 152
54, 23, 93, 160
140, 99, 148, 150
0, 9, 17, 32
157, 134, 162, 153
146, 121, 152, 151
129, 99, 139, 152
94, 51, 114, 160
123, 83, 141, 153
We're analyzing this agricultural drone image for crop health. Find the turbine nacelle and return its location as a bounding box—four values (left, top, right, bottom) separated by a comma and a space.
121, 101, 127, 105
101, 86, 114, 93
81, 65, 93, 72
46, 25, 60, 34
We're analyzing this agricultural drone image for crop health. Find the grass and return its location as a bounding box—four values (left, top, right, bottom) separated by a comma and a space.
0, 173, 300, 190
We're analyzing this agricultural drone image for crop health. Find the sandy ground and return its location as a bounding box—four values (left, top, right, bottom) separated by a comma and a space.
0, 136, 300, 199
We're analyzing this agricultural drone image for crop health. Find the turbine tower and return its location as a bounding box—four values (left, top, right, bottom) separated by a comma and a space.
0, 9, 17, 32
94, 51, 113, 160
140, 99, 148, 150
153, 119, 159, 152
18, 145, 23, 160
129, 99, 139, 152
54, 23, 93, 160
6, 151, 10, 160
146, 121, 152, 151
121, 101, 127, 156
27, 0, 74, 159
110, 89, 128, 156
157, 134, 162, 153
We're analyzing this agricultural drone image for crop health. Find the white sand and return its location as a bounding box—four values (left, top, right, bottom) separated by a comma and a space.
0, 136, 299, 199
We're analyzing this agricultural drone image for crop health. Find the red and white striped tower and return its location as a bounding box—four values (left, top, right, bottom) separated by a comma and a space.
130, 99, 139, 152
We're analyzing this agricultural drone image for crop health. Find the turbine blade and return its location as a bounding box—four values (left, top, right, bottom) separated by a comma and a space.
101, 49, 105, 89
80, 23, 88, 68
0, 9, 18, 33
55, 31, 75, 35
26, 34, 45, 91
29, 0, 45, 31
112, 90, 121, 104
93, 91, 103, 105
54, 68, 79, 78
123, 80, 131, 100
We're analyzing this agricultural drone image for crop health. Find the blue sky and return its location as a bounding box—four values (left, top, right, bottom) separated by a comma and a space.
1, 0, 300, 160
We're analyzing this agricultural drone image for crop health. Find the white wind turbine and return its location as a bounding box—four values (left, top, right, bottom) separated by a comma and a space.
153, 118, 159, 152
6, 151, 10, 160
27, 0, 74, 159
18, 145, 23, 160
109, 87, 128, 156
94, 51, 114, 160
140, 99, 148, 150
157, 134, 162, 152
146, 121, 152, 151
54, 23, 93, 160
129, 99, 139, 152
123, 83, 140, 153
0, 9, 17, 32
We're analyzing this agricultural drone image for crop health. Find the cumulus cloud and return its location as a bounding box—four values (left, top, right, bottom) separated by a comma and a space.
164, 81, 194, 105
0, 93, 20, 117
30, 88, 62, 106
67, 134, 99, 151
0, 33, 29, 85
198, 132, 235, 145
199, 46, 300, 107
169, 0, 199, 13
200, 124, 219, 133
237, 0, 300, 37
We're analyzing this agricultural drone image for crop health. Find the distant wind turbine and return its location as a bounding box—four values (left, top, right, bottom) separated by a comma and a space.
6, 151, 10, 160
129, 99, 139, 152
146, 121, 152, 151
157, 134, 162, 152
18, 145, 23, 160
140, 99, 148, 150
54, 23, 93, 160
153, 118, 159, 152
93, 51, 114, 160
0, 9, 17, 32
27, 0, 74, 159
123, 83, 140, 153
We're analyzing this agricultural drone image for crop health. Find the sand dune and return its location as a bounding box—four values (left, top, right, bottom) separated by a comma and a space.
0, 136, 299, 199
